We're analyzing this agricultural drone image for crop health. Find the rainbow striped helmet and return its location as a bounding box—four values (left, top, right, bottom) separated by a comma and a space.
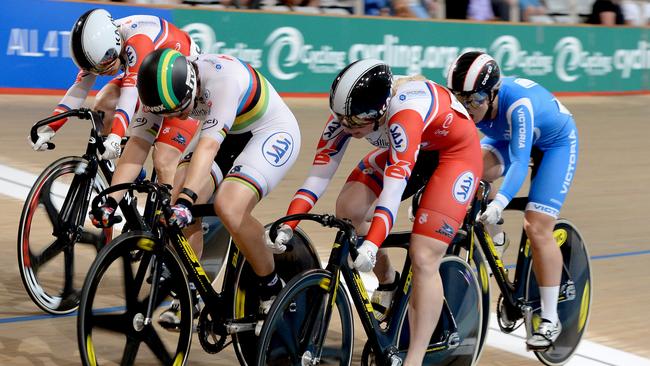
137, 49, 198, 115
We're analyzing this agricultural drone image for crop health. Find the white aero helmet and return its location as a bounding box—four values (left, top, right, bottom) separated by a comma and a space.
70, 9, 122, 74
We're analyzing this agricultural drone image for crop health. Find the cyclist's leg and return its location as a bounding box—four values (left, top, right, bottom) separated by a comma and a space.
214, 121, 300, 311
336, 149, 398, 283
525, 124, 578, 346
152, 117, 200, 185
405, 157, 481, 365
92, 76, 122, 135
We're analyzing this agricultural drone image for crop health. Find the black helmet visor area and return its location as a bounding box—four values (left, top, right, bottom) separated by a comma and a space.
70, 9, 97, 71
330, 60, 392, 125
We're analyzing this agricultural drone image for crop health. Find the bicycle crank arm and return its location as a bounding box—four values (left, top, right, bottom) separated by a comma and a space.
224, 319, 257, 334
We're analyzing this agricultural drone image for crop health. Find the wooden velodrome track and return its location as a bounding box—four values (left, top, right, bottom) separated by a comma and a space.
0, 94, 648, 365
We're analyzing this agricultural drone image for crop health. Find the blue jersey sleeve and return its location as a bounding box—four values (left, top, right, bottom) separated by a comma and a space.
499, 98, 534, 204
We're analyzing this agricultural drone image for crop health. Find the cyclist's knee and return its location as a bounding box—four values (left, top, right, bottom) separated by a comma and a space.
153, 143, 182, 182
409, 235, 446, 274
523, 215, 555, 245
216, 203, 248, 236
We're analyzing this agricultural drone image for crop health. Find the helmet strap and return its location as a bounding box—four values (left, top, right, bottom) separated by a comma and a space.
373, 119, 379, 131
484, 89, 499, 121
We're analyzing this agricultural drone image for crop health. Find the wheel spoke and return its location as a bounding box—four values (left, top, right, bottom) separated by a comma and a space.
120, 336, 141, 366
91, 313, 131, 333
39, 181, 61, 232
78, 229, 104, 246
122, 255, 139, 311
31, 238, 67, 271
143, 326, 174, 364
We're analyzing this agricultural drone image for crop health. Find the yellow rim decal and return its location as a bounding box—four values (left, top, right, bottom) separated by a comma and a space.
479, 263, 489, 293
86, 335, 97, 366
578, 280, 590, 332
525, 228, 568, 257
319, 277, 331, 291
173, 352, 185, 366
136, 238, 155, 251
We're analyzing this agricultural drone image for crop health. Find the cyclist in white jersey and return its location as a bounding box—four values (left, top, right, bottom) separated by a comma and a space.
135, 49, 301, 323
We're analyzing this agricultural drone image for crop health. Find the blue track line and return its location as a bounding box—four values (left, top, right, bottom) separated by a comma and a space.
3, 249, 650, 325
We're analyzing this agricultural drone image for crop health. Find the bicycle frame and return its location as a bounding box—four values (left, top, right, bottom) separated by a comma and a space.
269, 214, 461, 365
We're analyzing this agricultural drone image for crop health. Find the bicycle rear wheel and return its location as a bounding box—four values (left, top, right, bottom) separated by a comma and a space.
17, 156, 110, 314
232, 227, 322, 366
525, 219, 592, 365
77, 231, 193, 366
395, 256, 482, 366
256, 269, 354, 366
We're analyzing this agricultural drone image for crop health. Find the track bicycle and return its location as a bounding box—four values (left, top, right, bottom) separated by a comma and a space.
77, 180, 321, 366
257, 213, 483, 366
448, 161, 592, 365
17, 108, 127, 314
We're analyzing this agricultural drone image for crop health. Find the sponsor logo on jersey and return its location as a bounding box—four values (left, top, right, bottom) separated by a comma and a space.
314, 148, 336, 165
229, 165, 242, 174
517, 107, 527, 148
172, 133, 187, 146
434, 129, 449, 137
561, 128, 577, 194
442, 113, 453, 128
531, 203, 559, 216
263, 132, 294, 167
125, 45, 137, 67
385, 161, 409, 180
436, 221, 455, 239
202, 119, 218, 130
389, 123, 407, 152
323, 119, 342, 140
132, 117, 148, 128
175, 42, 181, 51
162, 127, 170, 134
452, 171, 475, 204
418, 212, 428, 224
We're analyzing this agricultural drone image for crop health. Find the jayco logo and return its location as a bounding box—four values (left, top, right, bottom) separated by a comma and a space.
264, 27, 346, 81
452, 171, 475, 204
262, 132, 294, 167
389, 124, 407, 152
323, 119, 342, 140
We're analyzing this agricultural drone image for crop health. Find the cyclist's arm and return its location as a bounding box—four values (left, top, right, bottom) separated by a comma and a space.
284, 116, 351, 229
496, 98, 535, 208
179, 78, 241, 201
365, 109, 423, 247
108, 35, 153, 138
48, 70, 97, 131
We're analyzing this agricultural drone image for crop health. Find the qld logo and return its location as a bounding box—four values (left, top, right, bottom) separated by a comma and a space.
452, 171, 475, 204
389, 123, 407, 152
262, 132, 294, 167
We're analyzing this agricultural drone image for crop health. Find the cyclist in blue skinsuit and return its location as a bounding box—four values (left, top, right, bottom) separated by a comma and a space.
446, 51, 579, 349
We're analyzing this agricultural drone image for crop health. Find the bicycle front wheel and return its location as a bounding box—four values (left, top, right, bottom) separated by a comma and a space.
17, 156, 110, 314
525, 219, 592, 366
77, 231, 193, 366
256, 269, 354, 366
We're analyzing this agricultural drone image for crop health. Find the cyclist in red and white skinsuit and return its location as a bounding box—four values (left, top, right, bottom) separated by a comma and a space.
29, 9, 200, 189
266, 60, 482, 365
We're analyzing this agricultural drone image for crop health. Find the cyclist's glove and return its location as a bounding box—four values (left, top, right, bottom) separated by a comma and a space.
89, 196, 120, 228
479, 199, 506, 225
350, 240, 378, 272
169, 198, 194, 229
29, 125, 56, 151
264, 224, 293, 254
100, 133, 122, 160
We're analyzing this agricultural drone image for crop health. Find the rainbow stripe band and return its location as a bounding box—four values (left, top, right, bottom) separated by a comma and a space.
158, 49, 182, 110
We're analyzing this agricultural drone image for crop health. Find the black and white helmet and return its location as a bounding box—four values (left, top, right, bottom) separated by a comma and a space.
446, 51, 501, 95
329, 59, 392, 128
70, 9, 122, 74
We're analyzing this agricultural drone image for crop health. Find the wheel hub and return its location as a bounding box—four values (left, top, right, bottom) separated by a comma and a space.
133, 313, 145, 332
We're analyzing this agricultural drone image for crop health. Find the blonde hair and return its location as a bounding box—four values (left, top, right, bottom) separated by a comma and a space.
391, 74, 427, 96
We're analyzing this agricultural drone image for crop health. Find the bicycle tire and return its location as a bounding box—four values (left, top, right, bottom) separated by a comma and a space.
524, 219, 592, 366
393, 256, 482, 366
232, 227, 322, 366
17, 156, 111, 315
77, 231, 193, 366
448, 239, 491, 363
256, 268, 354, 366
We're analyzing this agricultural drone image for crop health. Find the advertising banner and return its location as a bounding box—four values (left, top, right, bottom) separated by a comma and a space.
1, 0, 648, 94
0, 0, 170, 90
